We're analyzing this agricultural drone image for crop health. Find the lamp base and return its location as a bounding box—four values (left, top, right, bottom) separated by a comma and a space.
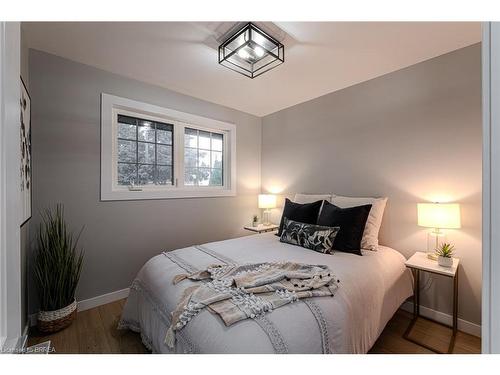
427, 229, 446, 260
427, 252, 438, 261
262, 209, 271, 226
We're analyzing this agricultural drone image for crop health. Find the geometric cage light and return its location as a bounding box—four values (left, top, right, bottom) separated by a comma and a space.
218, 22, 285, 79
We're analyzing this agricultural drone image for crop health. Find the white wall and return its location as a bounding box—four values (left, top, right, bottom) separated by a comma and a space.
262, 44, 482, 327
0, 22, 22, 350
482, 22, 500, 353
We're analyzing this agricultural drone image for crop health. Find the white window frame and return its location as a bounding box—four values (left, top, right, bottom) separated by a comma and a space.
101, 93, 236, 200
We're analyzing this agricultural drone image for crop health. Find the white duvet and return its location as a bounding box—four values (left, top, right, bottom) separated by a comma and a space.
119, 233, 412, 354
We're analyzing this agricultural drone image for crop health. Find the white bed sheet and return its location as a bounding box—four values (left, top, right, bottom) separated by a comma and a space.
120, 233, 413, 353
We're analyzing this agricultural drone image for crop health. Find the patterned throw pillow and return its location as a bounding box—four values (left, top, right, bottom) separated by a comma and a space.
279, 217, 340, 254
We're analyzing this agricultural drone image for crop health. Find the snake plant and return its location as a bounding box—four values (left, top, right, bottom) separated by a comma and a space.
34, 204, 84, 311
436, 243, 455, 258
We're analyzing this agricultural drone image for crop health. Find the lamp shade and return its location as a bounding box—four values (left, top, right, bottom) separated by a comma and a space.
258, 194, 277, 209
417, 203, 461, 229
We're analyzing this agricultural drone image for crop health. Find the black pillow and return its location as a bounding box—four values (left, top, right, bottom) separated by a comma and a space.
317, 201, 372, 255
280, 217, 340, 254
277, 198, 323, 237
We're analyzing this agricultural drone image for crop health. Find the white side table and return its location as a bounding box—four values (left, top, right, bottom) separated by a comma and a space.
243, 224, 279, 234
404, 251, 460, 354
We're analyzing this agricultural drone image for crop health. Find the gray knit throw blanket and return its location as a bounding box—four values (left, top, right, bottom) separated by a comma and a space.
165, 262, 339, 349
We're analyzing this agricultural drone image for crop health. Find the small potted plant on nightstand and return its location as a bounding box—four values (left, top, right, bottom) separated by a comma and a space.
436, 243, 455, 267
252, 215, 259, 227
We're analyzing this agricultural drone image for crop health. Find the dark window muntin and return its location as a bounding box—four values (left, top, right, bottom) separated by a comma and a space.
117, 114, 174, 186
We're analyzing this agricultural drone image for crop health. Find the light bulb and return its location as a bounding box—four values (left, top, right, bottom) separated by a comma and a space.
254, 46, 265, 58
238, 48, 250, 60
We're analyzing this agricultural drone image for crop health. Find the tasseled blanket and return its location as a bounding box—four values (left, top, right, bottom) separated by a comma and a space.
165, 262, 339, 349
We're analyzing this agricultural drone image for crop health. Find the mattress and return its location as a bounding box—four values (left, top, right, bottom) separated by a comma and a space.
119, 233, 413, 353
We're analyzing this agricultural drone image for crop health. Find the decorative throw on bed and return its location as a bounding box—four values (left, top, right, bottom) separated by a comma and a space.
165, 262, 340, 348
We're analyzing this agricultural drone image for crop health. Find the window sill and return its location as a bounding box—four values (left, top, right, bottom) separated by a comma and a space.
100, 187, 236, 201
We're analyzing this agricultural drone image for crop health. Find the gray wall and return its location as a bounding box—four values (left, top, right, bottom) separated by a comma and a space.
20, 25, 29, 89
28, 50, 262, 313
261, 44, 482, 325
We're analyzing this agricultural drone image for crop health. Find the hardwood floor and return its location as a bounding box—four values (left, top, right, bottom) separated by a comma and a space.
28, 299, 147, 354
28, 299, 480, 354
369, 309, 481, 354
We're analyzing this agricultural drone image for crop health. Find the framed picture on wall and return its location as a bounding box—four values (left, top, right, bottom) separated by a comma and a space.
20, 77, 31, 226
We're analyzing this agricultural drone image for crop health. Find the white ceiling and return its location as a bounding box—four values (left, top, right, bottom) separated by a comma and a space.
23, 22, 481, 117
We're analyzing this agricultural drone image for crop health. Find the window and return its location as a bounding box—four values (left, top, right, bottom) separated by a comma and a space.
117, 115, 174, 186
184, 128, 223, 187
101, 94, 236, 200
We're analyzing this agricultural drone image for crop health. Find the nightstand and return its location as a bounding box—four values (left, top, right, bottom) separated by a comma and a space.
243, 224, 279, 233
403, 251, 459, 353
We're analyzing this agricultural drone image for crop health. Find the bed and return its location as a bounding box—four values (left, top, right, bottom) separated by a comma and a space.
119, 232, 413, 354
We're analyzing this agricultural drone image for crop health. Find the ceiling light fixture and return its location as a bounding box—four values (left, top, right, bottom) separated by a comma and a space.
218, 22, 285, 79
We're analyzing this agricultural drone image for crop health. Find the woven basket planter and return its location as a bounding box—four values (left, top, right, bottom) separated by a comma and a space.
37, 300, 77, 334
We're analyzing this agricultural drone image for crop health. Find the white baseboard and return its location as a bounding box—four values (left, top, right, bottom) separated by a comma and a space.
77, 288, 130, 312
20, 323, 29, 350
0, 324, 29, 353
401, 301, 481, 338
29, 288, 130, 327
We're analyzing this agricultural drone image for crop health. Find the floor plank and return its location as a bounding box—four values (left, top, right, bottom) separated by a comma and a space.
98, 301, 148, 354
76, 307, 113, 353
369, 310, 481, 354
28, 300, 480, 354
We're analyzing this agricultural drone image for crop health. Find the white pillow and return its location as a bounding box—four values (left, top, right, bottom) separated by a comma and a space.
331, 195, 388, 251
293, 193, 333, 204
269, 208, 283, 225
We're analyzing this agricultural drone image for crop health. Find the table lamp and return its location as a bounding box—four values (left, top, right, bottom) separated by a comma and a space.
258, 194, 277, 226
417, 202, 461, 260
